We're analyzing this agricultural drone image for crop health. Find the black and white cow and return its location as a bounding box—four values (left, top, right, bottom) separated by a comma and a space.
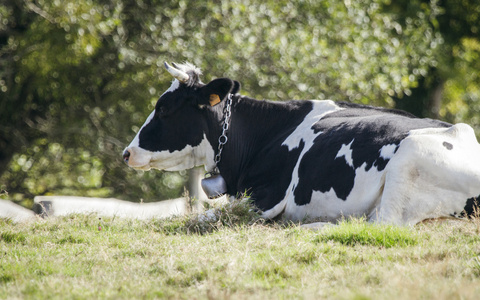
123, 62, 480, 225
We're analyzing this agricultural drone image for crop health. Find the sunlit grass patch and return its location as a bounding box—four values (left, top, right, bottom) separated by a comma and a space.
316, 218, 419, 248
3, 204, 480, 299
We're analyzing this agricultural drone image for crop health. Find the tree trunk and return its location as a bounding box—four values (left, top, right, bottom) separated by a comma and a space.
428, 79, 444, 119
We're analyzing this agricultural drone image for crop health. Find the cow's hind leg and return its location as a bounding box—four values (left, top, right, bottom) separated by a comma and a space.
371, 129, 479, 225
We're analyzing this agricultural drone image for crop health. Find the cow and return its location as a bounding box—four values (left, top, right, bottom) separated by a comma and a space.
123, 62, 480, 225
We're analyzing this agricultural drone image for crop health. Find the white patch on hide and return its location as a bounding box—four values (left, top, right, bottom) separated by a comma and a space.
283, 162, 385, 222
281, 100, 341, 151
335, 139, 355, 168
125, 134, 215, 172
148, 136, 215, 171
164, 79, 180, 95
379, 143, 397, 160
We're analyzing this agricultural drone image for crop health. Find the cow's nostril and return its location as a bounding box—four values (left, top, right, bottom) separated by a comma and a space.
123, 150, 130, 163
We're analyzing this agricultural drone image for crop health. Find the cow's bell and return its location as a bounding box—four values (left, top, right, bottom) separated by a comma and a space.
201, 173, 227, 199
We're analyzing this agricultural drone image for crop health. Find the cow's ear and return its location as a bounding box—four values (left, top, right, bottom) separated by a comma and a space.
199, 78, 235, 107
231, 80, 241, 94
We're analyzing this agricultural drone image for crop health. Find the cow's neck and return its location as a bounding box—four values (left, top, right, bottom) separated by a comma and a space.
205, 95, 313, 196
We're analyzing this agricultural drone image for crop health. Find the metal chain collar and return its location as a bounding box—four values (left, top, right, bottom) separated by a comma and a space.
210, 94, 233, 175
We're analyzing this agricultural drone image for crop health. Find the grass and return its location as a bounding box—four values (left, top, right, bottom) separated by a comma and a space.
1, 200, 480, 299
316, 218, 419, 248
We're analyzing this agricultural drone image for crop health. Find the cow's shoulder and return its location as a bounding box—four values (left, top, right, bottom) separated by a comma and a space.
234, 100, 317, 212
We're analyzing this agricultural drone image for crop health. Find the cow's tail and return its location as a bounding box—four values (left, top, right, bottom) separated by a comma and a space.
462, 197, 480, 218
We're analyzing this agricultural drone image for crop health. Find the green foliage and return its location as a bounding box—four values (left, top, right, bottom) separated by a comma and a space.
388, 0, 480, 128
0, 0, 478, 202
441, 37, 480, 130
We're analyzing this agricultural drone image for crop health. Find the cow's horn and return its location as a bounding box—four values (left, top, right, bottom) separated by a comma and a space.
164, 62, 189, 83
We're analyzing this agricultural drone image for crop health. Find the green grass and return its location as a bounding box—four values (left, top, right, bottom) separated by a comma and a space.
1, 201, 480, 299
316, 218, 419, 248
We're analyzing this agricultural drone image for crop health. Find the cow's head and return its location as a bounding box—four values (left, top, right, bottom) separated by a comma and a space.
123, 62, 239, 171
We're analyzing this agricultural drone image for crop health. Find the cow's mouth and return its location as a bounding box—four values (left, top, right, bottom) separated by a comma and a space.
122, 147, 154, 170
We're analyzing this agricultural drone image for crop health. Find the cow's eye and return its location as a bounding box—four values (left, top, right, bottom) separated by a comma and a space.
157, 106, 167, 117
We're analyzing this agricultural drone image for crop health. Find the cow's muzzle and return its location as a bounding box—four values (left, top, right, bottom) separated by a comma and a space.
123, 149, 130, 164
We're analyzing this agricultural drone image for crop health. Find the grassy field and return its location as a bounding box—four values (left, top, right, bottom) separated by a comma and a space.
1, 200, 480, 299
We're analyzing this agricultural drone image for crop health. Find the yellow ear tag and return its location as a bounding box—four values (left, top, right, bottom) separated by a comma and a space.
209, 94, 221, 106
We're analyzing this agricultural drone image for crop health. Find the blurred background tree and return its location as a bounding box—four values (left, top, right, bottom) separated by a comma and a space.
389, 0, 480, 126
1, 0, 478, 207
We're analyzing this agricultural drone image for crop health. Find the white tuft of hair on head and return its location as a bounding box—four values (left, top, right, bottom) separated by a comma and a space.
174, 62, 202, 77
